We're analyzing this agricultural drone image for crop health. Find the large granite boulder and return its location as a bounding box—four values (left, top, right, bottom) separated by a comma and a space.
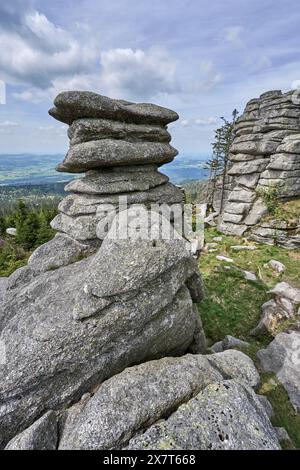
4, 352, 280, 450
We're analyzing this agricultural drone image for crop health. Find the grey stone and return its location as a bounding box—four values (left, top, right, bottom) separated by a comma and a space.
269, 282, 300, 304
228, 160, 269, 175
243, 270, 258, 282
69, 118, 171, 145
243, 200, 268, 226
5, 411, 58, 450
222, 212, 244, 224
207, 349, 259, 388
65, 166, 168, 195
250, 298, 295, 336
59, 355, 223, 449
257, 396, 275, 419
59, 183, 183, 216
57, 140, 178, 173
230, 245, 257, 251
216, 255, 234, 263
51, 213, 98, 241
49, 91, 179, 126
258, 331, 300, 413
28, 233, 97, 272
0, 227, 201, 447
228, 189, 256, 203
264, 260, 286, 273
126, 380, 280, 450
6, 228, 17, 236
0, 278, 8, 305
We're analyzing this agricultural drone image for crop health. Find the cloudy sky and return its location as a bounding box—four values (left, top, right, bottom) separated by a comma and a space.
0, 0, 300, 155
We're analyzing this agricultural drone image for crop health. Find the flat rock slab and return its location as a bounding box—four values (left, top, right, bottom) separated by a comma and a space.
258, 331, 300, 413
57, 140, 178, 173
69, 118, 171, 145
65, 166, 169, 195
49, 91, 179, 126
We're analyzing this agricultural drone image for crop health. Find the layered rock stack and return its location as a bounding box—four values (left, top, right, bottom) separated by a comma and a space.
46, 91, 184, 247
218, 90, 300, 247
0, 92, 281, 450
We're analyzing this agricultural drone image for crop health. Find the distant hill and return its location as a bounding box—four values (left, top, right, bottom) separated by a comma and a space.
0, 153, 209, 187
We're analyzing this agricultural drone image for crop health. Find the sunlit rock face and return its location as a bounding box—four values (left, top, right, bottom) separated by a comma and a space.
217, 90, 300, 247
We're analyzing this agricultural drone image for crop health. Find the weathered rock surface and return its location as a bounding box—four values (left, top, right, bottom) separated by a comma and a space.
258, 331, 300, 413
0, 278, 8, 305
57, 351, 275, 450
5, 411, 58, 450
251, 282, 300, 336
0, 221, 203, 447
57, 140, 178, 173
68, 118, 171, 145
49, 91, 179, 126
65, 166, 169, 195
126, 380, 279, 450
217, 90, 300, 244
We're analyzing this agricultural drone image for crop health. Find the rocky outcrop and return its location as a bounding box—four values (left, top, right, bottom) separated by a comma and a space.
218, 90, 300, 246
0, 92, 207, 449
5, 351, 280, 451
258, 330, 300, 413
0, 91, 281, 451
251, 282, 300, 336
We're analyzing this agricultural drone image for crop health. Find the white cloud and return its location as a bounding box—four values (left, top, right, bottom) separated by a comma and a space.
180, 119, 190, 127
99, 47, 178, 100
195, 117, 218, 126
0, 120, 20, 134
0, 7, 98, 90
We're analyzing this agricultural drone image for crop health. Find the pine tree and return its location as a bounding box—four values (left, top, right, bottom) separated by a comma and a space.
205, 109, 239, 209
16, 211, 40, 250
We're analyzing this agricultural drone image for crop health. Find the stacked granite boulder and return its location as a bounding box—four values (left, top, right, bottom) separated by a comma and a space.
47, 91, 183, 246
0, 92, 281, 451
218, 90, 300, 247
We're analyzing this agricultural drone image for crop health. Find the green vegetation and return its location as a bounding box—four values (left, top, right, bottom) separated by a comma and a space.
256, 183, 281, 215
199, 226, 300, 448
0, 200, 57, 276
205, 110, 238, 209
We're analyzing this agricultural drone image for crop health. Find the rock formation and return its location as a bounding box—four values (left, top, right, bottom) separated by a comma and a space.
217, 90, 300, 247
0, 91, 281, 450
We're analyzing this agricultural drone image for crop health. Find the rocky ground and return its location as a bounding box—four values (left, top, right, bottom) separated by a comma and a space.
199, 226, 300, 448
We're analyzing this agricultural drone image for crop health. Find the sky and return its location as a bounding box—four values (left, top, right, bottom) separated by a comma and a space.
0, 0, 300, 155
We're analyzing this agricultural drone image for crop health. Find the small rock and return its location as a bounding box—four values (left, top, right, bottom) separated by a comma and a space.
231, 245, 257, 251
265, 260, 286, 274
216, 255, 234, 263
223, 335, 251, 350
243, 270, 258, 282
269, 282, 300, 304
6, 228, 17, 236
212, 236, 223, 242
206, 242, 218, 249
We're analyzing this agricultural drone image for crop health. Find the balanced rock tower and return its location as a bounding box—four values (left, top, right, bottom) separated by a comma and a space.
218, 90, 300, 247
0, 93, 281, 451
